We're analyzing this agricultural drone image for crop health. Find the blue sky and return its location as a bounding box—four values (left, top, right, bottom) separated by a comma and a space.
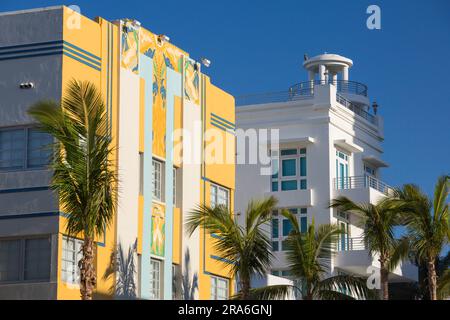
1, 0, 449, 195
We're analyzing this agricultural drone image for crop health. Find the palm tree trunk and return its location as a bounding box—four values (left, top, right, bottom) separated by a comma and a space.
240, 278, 251, 300
427, 259, 437, 300
379, 258, 389, 300
79, 236, 96, 300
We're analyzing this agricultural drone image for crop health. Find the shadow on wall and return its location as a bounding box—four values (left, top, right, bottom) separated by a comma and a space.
181, 249, 198, 300
103, 240, 138, 299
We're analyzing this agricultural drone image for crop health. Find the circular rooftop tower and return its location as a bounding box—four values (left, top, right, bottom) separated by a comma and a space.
301, 53, 369, 107
303, 53, 353, 81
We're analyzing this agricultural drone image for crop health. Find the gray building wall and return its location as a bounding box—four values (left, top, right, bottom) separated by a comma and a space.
0, 7, 64, 299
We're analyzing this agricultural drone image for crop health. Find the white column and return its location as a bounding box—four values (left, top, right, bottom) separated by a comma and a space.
319, 65, 326, 82
332, 73, 338, 85
342, 66, 349, 81
308, 70, 315, 94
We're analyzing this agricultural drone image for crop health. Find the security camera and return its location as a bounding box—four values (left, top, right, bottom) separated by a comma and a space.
19, 82, 34, 89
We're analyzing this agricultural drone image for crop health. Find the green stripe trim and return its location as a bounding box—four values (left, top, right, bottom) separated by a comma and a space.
63, 51, 101, 71
0, 40, 63, 51
211, 113, 235, 127
0, 45, 63, 56
211, 121, 235, 134
62, 44, 101, 67
63, 41, 101, 61
0, 50, 62, 61
211, 118, 235, 131
0, 186, 50, 194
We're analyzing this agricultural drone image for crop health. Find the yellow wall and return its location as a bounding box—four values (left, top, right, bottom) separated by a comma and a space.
197, 75, 236, 299
57, 8, 119, 300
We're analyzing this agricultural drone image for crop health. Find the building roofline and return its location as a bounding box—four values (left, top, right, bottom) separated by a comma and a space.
0, 6, 63, 17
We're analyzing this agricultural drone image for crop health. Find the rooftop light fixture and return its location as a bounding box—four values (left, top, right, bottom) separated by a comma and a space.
158, 34, 170, 43
201, 58, 211, 68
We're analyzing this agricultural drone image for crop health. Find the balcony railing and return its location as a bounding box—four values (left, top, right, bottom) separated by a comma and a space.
337, 236, 366, 251
334, 175, 395, 196
289, 80, 368, 97
235, 89, 313, 106
336, 93, 377, 125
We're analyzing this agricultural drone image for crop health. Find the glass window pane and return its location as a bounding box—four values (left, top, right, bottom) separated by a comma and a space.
281, 180, 297, 191
282, 159, 296, 176
271, 159, 279, 178
218, 187, 229, 207
0, 129, 25, 170
152, 160, 162, 200
150, 259, 161, 299
210, 185, 217, 207
272, 219, 279, 238
27, 129, 52, 168
24, 237, 51, 281
282, 219, 293, 236
271, 181, 278, 192
210, 276, 228, 300
300, 217, 307, 233
272, 241, 279, 251
0, 240, 20, 282
300, 208, 307, 214
280, 149, 297, 156
300, 179, 307, 190
62, 236, 82, 284
299, 148, 306, 154
300, 157, 307, 177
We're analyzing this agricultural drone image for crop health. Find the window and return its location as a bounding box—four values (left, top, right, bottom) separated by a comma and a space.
0, 236, 51, 283
62, 236, 83, 284
24, 238, 51, 280
152, 159, 162, 201
271, 147, 307, 192
364, 164, 376, 176
336, 150, 350, 189
210, 183, 229, 208
0, 127, 52, 171
150, 258, 161, 299
0, 240, 20, 282
271, 208, 308, 252
27, 129, 53, 168
210, 276, 228, 300
271, 269, 292, 278
0, 129, 25, 170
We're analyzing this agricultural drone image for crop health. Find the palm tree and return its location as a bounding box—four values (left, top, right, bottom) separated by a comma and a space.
329, 197, 409, 300
28, 80, 117, 300
185, 196, 278, 300
396, 175, 449, 300
281, 211, 374, 300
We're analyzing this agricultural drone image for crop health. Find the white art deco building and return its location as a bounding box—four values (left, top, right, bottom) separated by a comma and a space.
235, 53, 417, 290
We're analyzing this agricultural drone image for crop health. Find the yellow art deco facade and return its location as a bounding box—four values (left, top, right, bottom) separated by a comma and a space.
0, 6, 235, 300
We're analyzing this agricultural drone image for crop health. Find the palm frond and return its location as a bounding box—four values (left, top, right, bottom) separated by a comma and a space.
232, 285, 295, 300
28, 80, 117, 239
387, 237, 410, 272
185, 197, 277, 292
314, 274, 377, 300
437, 269, 450, 300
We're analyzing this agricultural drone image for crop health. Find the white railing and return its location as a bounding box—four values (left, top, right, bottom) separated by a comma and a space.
334, 175, 395, 196
336, 236, 366, 251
